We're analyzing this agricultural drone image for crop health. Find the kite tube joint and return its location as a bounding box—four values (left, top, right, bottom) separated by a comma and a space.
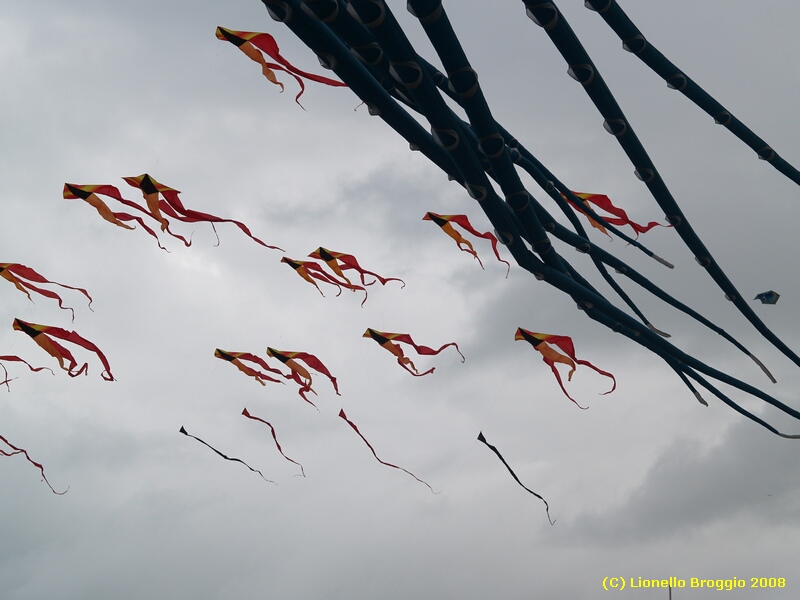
525, 3, 559, 30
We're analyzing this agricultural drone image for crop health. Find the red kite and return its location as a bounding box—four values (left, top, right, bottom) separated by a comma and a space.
282, 257, 367, 304
0, 355, 54, 391
13, 319, 114, 381
215, 26, 346, 105
564, 192, 667, 239
308, 247, 405, 288
122, 174, 283, 250
1, 432, 67, 495
266, 347, 340, 407
63, 182, 187, 249
423, 212, 510, 275
363, 328, 464, 376
214, 349, 287, 385
339, 409, 434, 493
242, 408, 305, 477
515, 328, 615, 408
1, 263, 92, 321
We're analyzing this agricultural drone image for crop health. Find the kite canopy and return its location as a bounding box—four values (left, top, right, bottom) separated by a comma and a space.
754, 291, 780, 305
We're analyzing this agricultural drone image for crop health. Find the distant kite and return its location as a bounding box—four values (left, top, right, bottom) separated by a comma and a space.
242, 408, 305, 477
477, 432, 554, 525
0, 355, 54, 391
755, 291, 780, 305
308, 247, 405, 288
1, 263, 92, 321
423, 212, 510, 276
339, 409, 435, 493
266, 347, 341, 407
214, 349, 287, 385
122, 174, 283, 250
13, 319, 114, 381
363, 328, 464, 376
565, 192, 667, 239
179, 426, 274, 484
515, 328, 615, 408
281, 257, 367, 304
215, 26, 346, 105
0, 432, 67, 495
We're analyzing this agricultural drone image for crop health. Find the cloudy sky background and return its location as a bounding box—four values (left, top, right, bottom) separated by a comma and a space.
3, 1, 800, 597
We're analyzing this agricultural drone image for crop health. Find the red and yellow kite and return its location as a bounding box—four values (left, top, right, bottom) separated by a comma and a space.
564, 192, 667, 239
363, 328, 464, 376
1, 263, 92, 321
282, 257, 367, 304
266, 347, 340, 407
214, 349, 287, 386
123, 174, 283, 250
63, 182, 187, 250
515, 327, 615, 408
216, 26, 346, 105
423, 212, 510, 275
242, 408, 305, 477
13, 319, 114, 381
1, 432, 67, 495
308, 247, 405, 288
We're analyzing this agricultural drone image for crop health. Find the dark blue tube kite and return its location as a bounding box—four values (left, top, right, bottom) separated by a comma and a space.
255, 0, 800, 438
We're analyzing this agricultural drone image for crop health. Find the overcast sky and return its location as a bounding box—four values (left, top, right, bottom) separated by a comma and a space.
3, 1, 800, 598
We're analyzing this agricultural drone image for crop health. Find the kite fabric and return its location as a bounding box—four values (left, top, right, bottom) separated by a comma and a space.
214, 349, 287, 385
363, 328, 464, 377
308, 247, 405, 288
338, 409, 435, 493
0, 263, 93, 321
0, 355, 54, 391
755, 291, 780, 305
122, 173, 283, 251
215, 26, 346, 105
515, 328, 615, 409
0, 432, 67, 495
179, 426, 275, 484
477, 432, 554, 525
564, 192, 667, 239
423, 212, 510, 276
13, 319, 114, 381
241, 408, 305, 477
262, 0, 800, 437
281, 257, 368, 305
266, 347, 341, 407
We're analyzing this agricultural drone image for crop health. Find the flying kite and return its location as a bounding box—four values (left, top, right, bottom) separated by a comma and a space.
122, 174, 283, 250
214, 349, 287, 385
13, 319, 114, 381
266, 347, 340, 407
515, 328, 615, 408
754, 291, 780, 305
0, 355, 54, 391
281, 257, 367, 304
242, 408, 305, 477
478, 432, 554, 525
308, 247, 405, 288
1, 263, 93, 321
0, 432, 67, 495
338, 409, 434, 493
423, 212, 510, 275
564, 192, 667, 239
179, 426, 274, 484
363, 328, 464, 376
266, 0, 800, 436
63, 182, 182, 250
215, 26, 346, 105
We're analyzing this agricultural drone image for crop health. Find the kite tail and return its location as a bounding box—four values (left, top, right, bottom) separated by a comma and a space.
179, 426, 275, 484
477, 432, 554, 525
546, 360, 587, 410
398, 358, 435, 377
575, 359, 616, 395
6, 264, 94, 311
242, 408, 305, 477
339, 409, 436, 493
0, 433, 68, 495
